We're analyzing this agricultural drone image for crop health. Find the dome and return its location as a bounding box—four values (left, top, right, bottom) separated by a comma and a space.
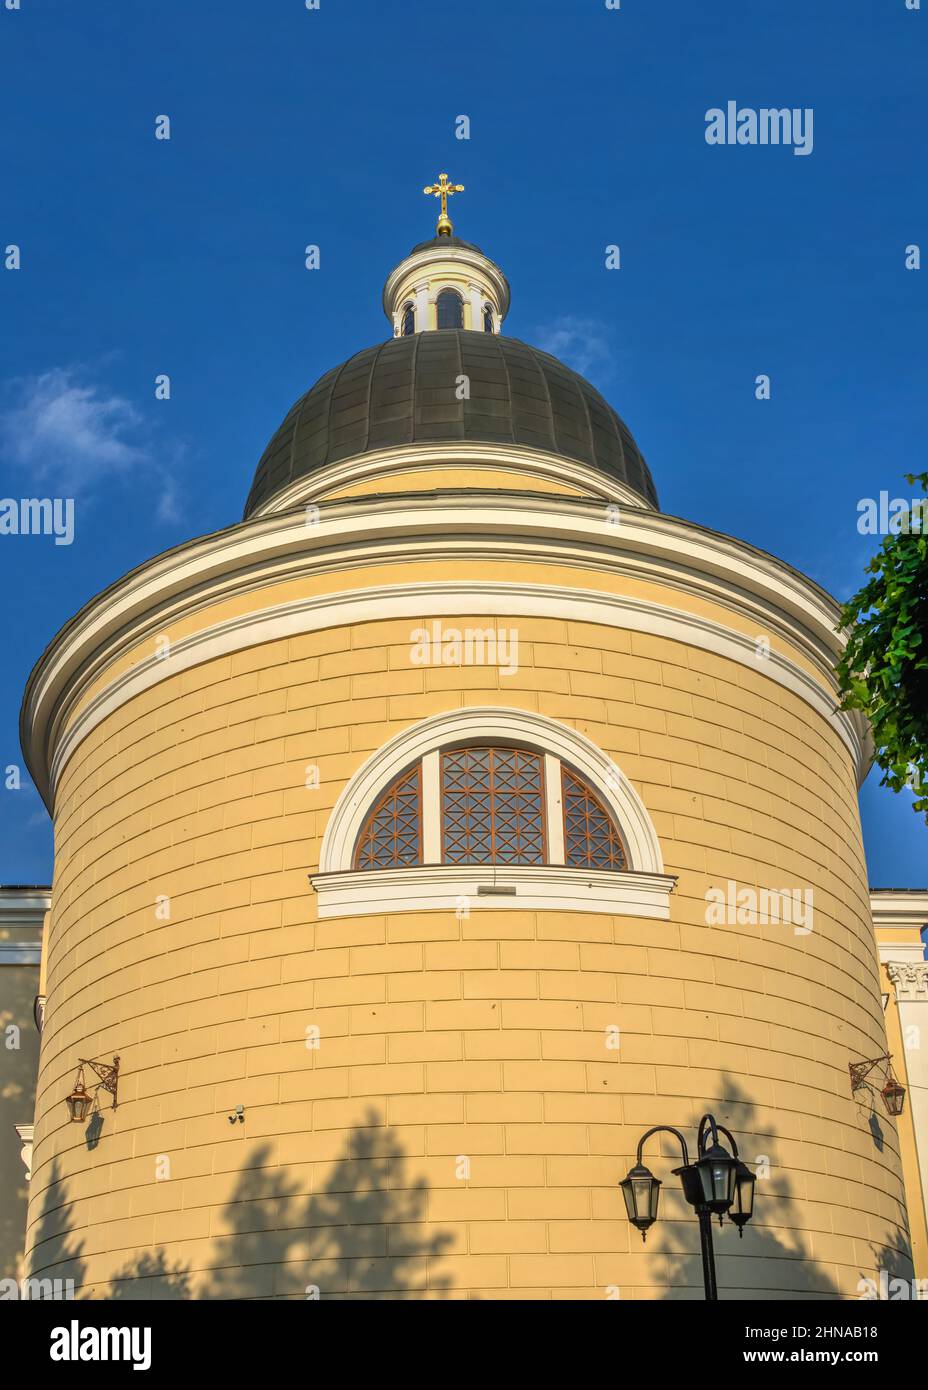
406, 233, 485, 256
244, 331, 658, 517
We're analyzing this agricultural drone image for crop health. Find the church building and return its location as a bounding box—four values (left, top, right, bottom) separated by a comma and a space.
11, 179, 928, 1299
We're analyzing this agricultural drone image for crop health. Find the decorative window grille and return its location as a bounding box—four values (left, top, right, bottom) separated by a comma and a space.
441, 746, 546, 865
352, 747, 626, 873
353, 764, 422, 870
562, 765, 627, 870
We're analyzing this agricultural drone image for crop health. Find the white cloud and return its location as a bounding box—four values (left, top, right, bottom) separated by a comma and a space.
0, 368, 145, 490
0, 367, 183, 516
535, 316, 615, 381
154, 476, 182, 525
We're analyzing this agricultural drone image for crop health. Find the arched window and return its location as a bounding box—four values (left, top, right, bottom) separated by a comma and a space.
352, 745, 626, 872
317, 708, 670, 919
483, 304, 494, 333
436, 288, 463, 330
401, 303, 415, 336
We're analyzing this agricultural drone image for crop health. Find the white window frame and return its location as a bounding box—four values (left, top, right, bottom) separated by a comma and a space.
311, 708, 675, 919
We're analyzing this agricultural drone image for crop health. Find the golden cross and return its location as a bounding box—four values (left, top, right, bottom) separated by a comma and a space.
423, 172, 465, 236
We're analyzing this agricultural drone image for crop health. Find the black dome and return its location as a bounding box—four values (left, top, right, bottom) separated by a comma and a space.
244, 331, 658, 517
406, 234, 486, 256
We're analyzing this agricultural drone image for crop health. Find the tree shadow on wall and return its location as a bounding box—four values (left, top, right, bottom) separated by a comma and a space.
106, 1109, 454, 1300
21, 1156, 86, 1298
861, 1235, 921, 1300
644, 1076, 914, 1302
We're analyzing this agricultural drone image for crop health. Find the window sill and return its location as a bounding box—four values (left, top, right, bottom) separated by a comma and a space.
310, 865, 676, 920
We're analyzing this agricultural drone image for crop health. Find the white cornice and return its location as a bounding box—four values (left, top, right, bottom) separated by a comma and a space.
0, 889, 50, 927
311, 865, 676, 921
21, 493, 868, 808
244, 442, 655, 518
870, 891, 928, 933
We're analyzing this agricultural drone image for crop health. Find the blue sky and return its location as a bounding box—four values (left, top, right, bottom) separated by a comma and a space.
0, 0, 925, 888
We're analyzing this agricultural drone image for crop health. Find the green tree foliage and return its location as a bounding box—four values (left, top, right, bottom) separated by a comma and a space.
837, 473, 928, 823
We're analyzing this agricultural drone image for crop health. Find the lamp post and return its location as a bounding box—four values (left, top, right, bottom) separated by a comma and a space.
620, 1113, 755, 1301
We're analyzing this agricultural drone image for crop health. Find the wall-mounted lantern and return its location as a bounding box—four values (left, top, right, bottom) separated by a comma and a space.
65, 1056, 120, 1123
849, 1053, 906, 1117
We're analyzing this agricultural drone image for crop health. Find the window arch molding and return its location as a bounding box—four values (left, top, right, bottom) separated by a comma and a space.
318, 706, 665, 879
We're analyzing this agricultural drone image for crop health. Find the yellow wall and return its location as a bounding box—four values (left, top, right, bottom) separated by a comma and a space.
25, 598, 911, 1299
0, 927, 41, 1284
880, 960, 928, 1280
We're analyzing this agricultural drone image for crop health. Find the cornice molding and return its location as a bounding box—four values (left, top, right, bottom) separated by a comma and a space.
312, 864, 676, 921
21, 493, 869, 808
245, 442, 653, 517
0, 889, 51, 927
870, 891, 928, 933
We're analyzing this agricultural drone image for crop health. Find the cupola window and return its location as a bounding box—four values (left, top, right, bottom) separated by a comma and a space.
401, 303, 415, 336
483, 304, 494, 333
436, 288, 464, 330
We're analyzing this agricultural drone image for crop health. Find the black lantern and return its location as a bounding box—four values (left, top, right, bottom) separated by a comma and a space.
65, 1069, 94, 1124
881, 1076, 906, 1117
620, 1162, 662, 1239
694, 1139, 738, 1214
728, 1160, 756, 1237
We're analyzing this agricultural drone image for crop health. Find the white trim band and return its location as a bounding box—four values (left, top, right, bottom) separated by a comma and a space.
45, 581, 867, 805
311, 865, 676, 920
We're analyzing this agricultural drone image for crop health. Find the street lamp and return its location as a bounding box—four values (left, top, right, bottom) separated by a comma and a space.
619, 1162, 662, 1235
620, 1112, 755, 1300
